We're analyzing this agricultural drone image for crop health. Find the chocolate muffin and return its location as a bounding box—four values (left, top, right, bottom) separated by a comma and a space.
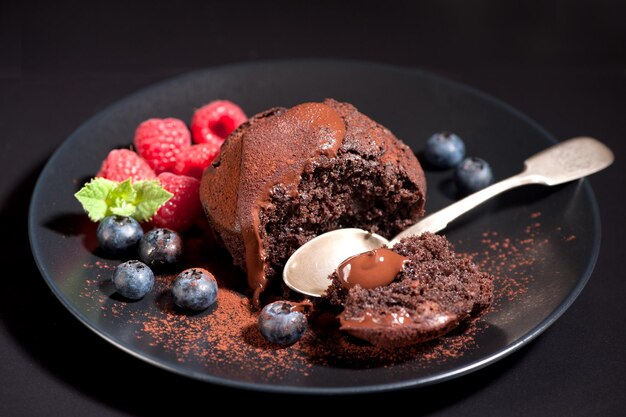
200, 99, 426, 303
325, 233, 494, 348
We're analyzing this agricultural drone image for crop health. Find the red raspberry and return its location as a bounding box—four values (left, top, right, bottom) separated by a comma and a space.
191, 100, 246, 146
151, 172, 201, 232
134, 118, 191, 174
96, 149, 156, 182
173, 143, 220, 179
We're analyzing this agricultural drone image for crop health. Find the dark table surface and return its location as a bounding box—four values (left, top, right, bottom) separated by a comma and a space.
2, 1, 625, 415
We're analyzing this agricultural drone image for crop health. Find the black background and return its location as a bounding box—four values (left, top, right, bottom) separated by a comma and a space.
1, 1, 625, 415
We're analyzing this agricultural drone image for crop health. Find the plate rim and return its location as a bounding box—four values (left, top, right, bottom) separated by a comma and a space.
28, 59, 602, 394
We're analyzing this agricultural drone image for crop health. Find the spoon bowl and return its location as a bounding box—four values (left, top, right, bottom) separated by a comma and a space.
283, 229, 388, 297
283, 137, 614, 297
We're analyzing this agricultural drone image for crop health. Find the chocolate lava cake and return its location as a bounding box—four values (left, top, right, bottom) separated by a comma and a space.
325, 233, 494, 348
200, 99, 426, 301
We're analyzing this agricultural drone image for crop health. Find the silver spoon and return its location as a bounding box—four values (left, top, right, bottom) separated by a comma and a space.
283, 137, 614, 297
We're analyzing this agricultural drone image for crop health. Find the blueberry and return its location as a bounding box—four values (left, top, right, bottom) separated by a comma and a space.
454, 157, 494, 194
112, 260, 154, 300
424, 132, 466, 169
172, 268, 218, 311
138, 228, 182, 269
96, 215, 143, 254
258, 301, 307, 345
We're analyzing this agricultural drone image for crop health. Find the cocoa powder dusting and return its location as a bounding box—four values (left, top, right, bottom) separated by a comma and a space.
78, 212, 576, 381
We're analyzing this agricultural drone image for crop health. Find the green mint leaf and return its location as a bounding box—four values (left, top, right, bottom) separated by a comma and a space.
74, 178, 118, 221
110, 203, 137, 217
107, 179, 137, 217
74, 178, 172, 223
133, 180, 173, 222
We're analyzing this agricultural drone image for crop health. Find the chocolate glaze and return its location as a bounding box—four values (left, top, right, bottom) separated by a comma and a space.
240, 103, 345, 302
340, 308, 413, 328
339, 305, 461, 349
336, 248, 408, 290
339, 303, 455, 329
203, 103, 344, 303
201, 99, 427, 306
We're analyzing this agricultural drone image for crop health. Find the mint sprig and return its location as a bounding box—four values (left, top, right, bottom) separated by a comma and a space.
75, 178, 172, 222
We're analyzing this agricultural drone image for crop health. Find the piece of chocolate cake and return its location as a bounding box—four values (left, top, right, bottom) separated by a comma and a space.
200, 99, 426, 302
325, 233, 494, 348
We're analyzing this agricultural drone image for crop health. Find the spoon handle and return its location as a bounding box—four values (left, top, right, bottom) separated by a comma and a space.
390, 137, 613, 244
391, 173, 536, 243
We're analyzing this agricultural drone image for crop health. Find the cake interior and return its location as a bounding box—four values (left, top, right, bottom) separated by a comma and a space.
258, 151, 424, 286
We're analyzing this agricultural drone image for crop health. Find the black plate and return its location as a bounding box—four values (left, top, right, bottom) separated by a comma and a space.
29, 60, 600, 394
